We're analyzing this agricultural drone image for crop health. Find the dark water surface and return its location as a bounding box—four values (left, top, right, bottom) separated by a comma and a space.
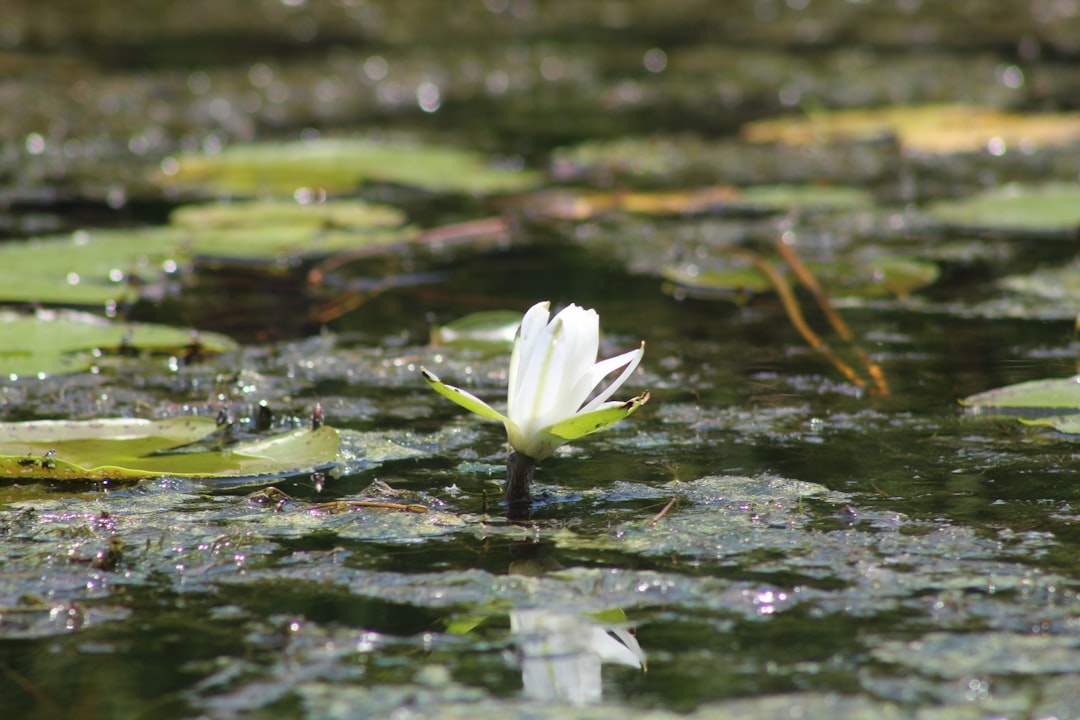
3, 2, 1080, 719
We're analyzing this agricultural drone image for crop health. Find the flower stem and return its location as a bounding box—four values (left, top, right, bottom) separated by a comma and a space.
504, 450, 537, 508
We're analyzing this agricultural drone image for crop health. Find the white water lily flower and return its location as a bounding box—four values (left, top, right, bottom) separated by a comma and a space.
422, 301, 649, 462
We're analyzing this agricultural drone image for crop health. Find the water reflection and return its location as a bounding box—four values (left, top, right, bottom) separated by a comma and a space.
507, 543, 646, 705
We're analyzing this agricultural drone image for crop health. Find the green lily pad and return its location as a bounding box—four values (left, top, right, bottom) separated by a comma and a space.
1018, 415, 1080, 434
844, 252, 940, 297
159, 138, 543, 197
925, 183, 1080, 236
737, 184, 875, 212
998, 258, 1080, 310
662, 253, 938, 300
0, 228, 184, 306
960, 376, 1080, 414
183, 226, 418, 264
662, 261, 773, 297
170, 199, 406, 231
0, 310, 238, 379
171, 199, 417, 264
431, 310, 521, 350
0, 416, 340, 481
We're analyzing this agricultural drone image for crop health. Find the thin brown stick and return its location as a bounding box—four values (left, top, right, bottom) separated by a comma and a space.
774, 233, 891, 396
2, 664, 60, 713
309, 500, 429, 513
774, 232, 853, 341
734, 249, 867, 388
309, 290, 371, 324
648, 497, 677, 526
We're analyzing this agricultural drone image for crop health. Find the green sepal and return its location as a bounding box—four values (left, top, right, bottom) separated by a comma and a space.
420, 367, 508, 424
547, 391, 650, 442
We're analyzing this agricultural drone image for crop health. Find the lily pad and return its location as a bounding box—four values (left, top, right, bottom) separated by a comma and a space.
0, 416, 340, 481
959, 376, 1080, 414
997, 257, 1080, 313
662, 253, 938, 300
170, 195, 419, 265
158, 138, 543, 197
170, 199, 407, 231
925, 183, 1080, 236
741, 104, 1080, 155
0, 310, 238, 379
431, 310, 521, 350
0, 228, 184, 306
182, 226, 418, 265
736, 184, 875, 212
1018, 415, 1080, 434
662, 261, 773, 297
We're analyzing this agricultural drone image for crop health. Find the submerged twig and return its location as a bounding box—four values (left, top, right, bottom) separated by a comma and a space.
733, 249, 867, 389
2, 665, 59, 714
775, 232, 890, 396
309, 500, 429, 513
648, 497, 678, 526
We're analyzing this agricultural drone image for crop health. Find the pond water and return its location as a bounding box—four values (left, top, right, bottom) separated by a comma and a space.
3, 2, 1080, 719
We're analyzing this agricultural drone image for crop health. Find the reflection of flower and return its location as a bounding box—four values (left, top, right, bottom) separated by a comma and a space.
422, 301, 648, 502
511, 608, 646, 705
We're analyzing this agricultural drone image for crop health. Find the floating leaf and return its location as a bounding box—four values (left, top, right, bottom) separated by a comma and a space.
960, 376, 1080, 415
844, 252, 940, 298
0, 417, 340, 481
1018, 415, 1080, 434
431, 310, 521, 350
662, 262, 773, 297
741, 104, 1080, 155
159, 138, 543, 197
170, 199, 406, 231
0, 310, 238, 378
926, 183, 1080, 236
736, 184, 875, 212
662, 253, 938, 300
173, 200, 415, 262
995, 257, 1080, 317
0, 229, 183, 306
183, 226, 418, 265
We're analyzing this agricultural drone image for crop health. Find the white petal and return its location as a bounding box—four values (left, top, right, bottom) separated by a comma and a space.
578, 341, 645, 414
507, 301, 551, 411
509, 301, 555, 416
536, 306, 599, 414
590, 626, 647, 668
512, 304, 600, 438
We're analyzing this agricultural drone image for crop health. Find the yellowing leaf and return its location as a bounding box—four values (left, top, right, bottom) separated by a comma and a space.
741, 105, 1080, 155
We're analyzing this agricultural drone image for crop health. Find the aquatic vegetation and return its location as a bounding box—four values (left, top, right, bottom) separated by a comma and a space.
7, 2, 1080, 718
